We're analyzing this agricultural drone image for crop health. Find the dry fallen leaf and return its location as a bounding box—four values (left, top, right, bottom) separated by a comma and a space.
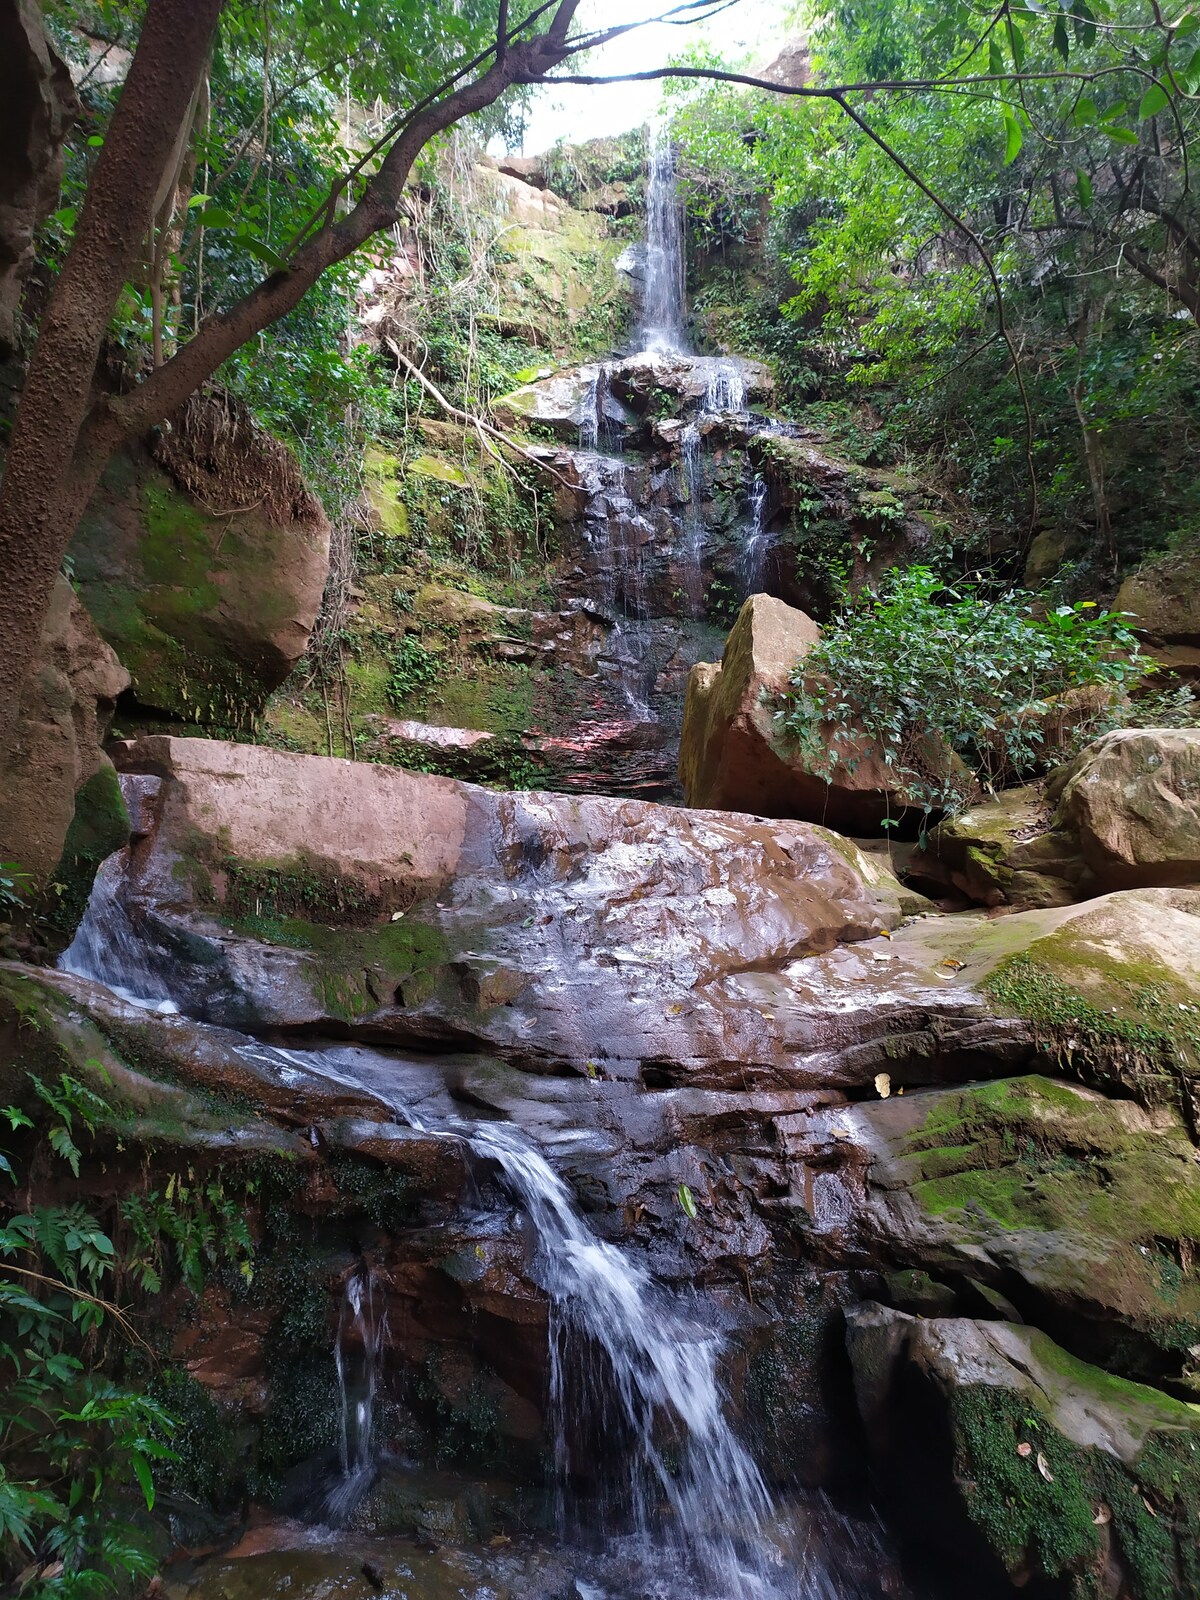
942, 957, 966, 971
874, 1072, 892, 1099
1092, 1504, 1112, 1526
1142, 1497, 1158, 1518
1016, 1442, 1032, 1458
831, 1126, 852, 1141
1036, 1452, 1054, 1483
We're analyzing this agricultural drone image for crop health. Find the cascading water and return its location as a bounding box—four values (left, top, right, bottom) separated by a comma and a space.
252, 1040, 841, 1600
704, 357, 747, 414
60, 837, 178, 1014
739, 474, 772, 597
322, 1266, 388, 1523
578, 365, 655, 721
641, 126, 686, 354
59, 839, 906, 1599
679, 422, 706, 617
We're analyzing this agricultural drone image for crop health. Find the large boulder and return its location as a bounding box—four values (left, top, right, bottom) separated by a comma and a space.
70, 390, 331, 724
1056, 727, 1200, 891
91, 736, 905, 1076
1116, 546, 1200, 667
678, 593, 953, 833
846, 1304, 1200, 1599
0, 575, 129, 886
914, 784, 1084, 910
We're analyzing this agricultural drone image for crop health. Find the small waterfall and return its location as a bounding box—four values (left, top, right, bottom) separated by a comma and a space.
322, 1266, 387, 1523
642, 127, 686, 354
578, 364, 603, 452
60, 823, 178, 1014
268, 1042, 816, 1598
704, 358, 746, 414
465, 1122, 787, 1598
679, 422, 706, 618
739, 475, 772, 596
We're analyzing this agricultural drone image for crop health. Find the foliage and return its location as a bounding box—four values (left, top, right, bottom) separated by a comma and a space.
777, 566, 1145, 817
0, 864, 33, 916
386, 635, 441, 709
668, 1, 1200, 576
0, 1087, 173, 1595
0, 1063, 259, 1595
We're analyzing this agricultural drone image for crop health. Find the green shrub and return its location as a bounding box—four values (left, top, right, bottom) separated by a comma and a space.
386, 635, 440, 709
777, 566, 1148, 819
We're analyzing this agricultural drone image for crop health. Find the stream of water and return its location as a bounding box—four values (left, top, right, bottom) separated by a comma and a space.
59, 832, 902, 1600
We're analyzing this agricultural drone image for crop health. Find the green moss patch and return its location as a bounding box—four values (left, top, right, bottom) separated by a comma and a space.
898, 1076, 1200, 1367
951, 1368, 1200, 1599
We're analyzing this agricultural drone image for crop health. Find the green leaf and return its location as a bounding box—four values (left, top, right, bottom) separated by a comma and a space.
1138, 83, 1169, 120
1003, 111, 1024, 166
195, 205, 234, 230
676, 1183, 698, 1221
1104, 123, 1140, 145
131, 1454, 155, 1511
989, 37, 1004, 74
239, 235, 288, 273
1076, 168, 1094, 206
1008, 21, 1026, 70
1053, 12, 1070, 61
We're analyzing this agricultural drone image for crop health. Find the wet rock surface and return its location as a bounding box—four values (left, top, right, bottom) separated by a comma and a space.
846, 1304, 1200, 1599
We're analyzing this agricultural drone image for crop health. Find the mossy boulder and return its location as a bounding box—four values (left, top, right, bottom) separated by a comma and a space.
70, 391, 330, 725
1116, 547, 1200, 648
847, 1303, 1200, 1599
915, 784, 1083, 910
830, 1075, 1200, 1390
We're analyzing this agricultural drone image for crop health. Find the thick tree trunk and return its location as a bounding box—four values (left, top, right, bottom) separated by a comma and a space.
0, 0, 224, 749
0, 1, 582, 754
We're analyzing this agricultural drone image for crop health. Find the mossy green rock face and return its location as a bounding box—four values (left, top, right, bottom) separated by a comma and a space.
70, 394, 330, 725
864, 1076, 1200, 1387
847, 1304, 1200, 1600
45, 760, 130, 934
918, 783, 1083, 910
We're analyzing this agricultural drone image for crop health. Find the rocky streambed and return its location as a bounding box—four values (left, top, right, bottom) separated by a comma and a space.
3, 734, 1199, 1598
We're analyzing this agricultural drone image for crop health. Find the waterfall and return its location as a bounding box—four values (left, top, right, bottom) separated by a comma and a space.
679, 422, 706, 618
59, 831, 178, 1014
59, 839, 883, 1597
322, 1266, 387, 1524
463, 1121, 787, 1598
642, 127, 686, 354
258, 1041, 821, 1598
739, 475, 772, 596
704, 358, 746, 414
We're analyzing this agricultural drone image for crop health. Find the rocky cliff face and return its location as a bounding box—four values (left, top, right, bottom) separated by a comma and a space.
4, 734, 1198, 1596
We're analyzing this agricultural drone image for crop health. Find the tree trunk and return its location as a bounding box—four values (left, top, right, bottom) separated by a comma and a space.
0, 1, 581, 754
0, 0, 224, 749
